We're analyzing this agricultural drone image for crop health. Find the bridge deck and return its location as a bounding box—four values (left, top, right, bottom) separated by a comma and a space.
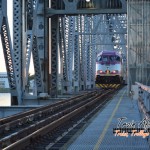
67, 87, 150, 150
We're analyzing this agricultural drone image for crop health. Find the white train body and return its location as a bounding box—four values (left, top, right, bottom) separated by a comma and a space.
96, 50, 123, 84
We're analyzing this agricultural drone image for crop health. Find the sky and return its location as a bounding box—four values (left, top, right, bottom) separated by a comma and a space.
0, 0, 13, 72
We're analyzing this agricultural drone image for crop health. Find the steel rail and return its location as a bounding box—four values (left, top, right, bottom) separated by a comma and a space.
0, 91, 97, 138
3, 90, 114, 150
0, 91, 94, 125
0, 91, 99, 149
0, 93, 98, 143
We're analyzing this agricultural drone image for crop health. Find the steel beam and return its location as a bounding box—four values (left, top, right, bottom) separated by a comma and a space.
0, 0, 19, 105
128, 0, 150, 95
73, 17, 80, 92
46, 8, 127, 16
13, 0, 22, 105
46, 0, 127, 16
50, 15, 59, 97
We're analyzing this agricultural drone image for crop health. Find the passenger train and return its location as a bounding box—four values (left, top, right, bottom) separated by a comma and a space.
96, 50, 123, 88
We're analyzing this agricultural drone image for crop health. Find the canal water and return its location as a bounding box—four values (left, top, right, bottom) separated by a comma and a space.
0, 93, 11, 106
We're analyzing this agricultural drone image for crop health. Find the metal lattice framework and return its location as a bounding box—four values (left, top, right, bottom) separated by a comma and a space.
73, 16, 80, 92
0, 0, 22, 105
59, 15, 97, 93
61, 16, 75, 93
32, 0, 44, 94
50, 16, 58, 96
23, 0, 34, 86
25, 33, 32, 80
1, 9, 18, 104
1, 19, 16, 90
128, 0, 150, 93
47, 0, 127, 15
1, 0, 129, 104
32, 36, 44, 94
13, 0, 22, 104
22, 0, 45, 96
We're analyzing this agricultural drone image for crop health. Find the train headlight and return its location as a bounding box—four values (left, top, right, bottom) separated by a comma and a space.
99, 70, 103, 73
112, 70, 118, 74
97, 70, 103, 74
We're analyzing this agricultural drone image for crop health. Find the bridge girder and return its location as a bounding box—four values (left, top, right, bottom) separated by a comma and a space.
0, 0, 19, 105
47, 0, 127, 16
127, 0, 150, 93
1, 0, 128, 104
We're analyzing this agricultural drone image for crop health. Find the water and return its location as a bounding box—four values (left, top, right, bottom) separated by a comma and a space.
0, 93, 11, 106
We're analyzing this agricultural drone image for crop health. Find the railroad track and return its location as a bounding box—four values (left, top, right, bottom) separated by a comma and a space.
0, 88, 119, 150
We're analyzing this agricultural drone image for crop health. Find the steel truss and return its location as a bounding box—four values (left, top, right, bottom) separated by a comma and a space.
59, 15, 97, 93
0, 1, 19, 105
13, 0, 44, 103
128, 0, 150, 93
1, 0, 128, 103
2, 0, 45, 105
47, 0, 127, 15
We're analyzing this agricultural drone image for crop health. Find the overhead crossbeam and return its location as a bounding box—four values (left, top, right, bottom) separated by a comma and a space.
46, 0, 127, 16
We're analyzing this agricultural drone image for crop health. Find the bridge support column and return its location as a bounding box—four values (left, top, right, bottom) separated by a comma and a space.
49, 15, 59, 97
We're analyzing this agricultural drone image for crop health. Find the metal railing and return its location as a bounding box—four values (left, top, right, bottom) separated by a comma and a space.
135, 82, 150, 119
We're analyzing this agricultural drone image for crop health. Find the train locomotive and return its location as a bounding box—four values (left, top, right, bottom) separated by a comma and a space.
96, 50, 123, 88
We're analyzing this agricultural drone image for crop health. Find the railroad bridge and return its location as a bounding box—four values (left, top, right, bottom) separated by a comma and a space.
0, 0, 150, 149
1, 0, 149, 105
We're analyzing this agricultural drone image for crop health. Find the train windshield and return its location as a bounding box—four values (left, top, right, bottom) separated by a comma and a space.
110, 56, 120, 62
102, 56, 108, 62
97, 55, 121, 62
97, 56, 108, 62
97, 56, 102, 62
